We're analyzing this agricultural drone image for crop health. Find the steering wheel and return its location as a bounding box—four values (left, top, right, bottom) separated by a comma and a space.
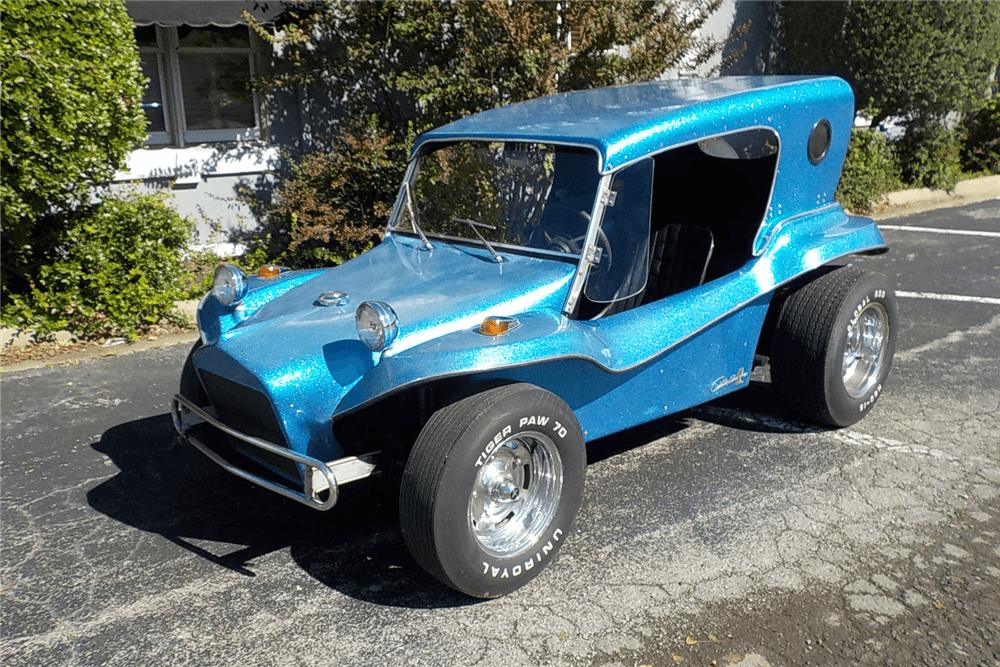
546, 226, 613, 271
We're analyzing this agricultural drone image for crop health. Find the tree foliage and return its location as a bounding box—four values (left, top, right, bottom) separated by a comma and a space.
1, 0, 149, 293
1, 193, 194, 339
243, 116, 404, 267
779, 1, 1000, 127
246, 0, 724, 266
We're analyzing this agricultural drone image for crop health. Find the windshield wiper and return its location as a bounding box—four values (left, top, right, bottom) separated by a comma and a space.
403, 182, 433, 250
451, 217, 503, 263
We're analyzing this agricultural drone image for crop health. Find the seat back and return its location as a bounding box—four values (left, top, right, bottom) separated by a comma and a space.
643, 223, 715, 303
595, 250, 648, 317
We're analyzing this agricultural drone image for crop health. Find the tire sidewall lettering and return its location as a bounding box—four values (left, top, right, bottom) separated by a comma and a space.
480, 527, 565, 579
474, 413, 568, 468
858, 382, 882, 412
407, 384, 585, 597
773, 267, 896, 429
829, 279, 895, 423
849, 294, 871, 328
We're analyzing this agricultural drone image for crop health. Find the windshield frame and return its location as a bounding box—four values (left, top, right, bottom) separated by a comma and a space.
563, 172, 615, 316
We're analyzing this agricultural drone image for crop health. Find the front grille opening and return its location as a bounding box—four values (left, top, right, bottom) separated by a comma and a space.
198, 370, 301, 483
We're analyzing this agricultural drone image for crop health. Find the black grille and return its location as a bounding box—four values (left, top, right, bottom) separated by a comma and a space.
198, 370, 300, 482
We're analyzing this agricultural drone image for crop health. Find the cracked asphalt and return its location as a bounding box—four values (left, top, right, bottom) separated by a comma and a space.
2, 199, 998, 667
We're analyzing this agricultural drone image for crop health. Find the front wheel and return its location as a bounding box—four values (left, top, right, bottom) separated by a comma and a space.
771, 266, 897, 427
399, 383, 585, 598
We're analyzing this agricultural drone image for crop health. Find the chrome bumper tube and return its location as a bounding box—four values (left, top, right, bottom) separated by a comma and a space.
171, 393, 378, 511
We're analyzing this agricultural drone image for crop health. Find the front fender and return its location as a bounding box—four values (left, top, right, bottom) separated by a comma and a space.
197, 268, 326, 344
333, 311, 608, 418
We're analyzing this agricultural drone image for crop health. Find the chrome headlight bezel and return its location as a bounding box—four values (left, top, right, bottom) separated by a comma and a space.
356, 301, 399, 352
212, 264, 249, 307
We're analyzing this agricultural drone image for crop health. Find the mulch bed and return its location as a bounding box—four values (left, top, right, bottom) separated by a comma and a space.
1, 322, 193, 366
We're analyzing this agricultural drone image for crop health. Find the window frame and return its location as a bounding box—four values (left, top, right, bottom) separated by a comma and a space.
136, 24, 264, 148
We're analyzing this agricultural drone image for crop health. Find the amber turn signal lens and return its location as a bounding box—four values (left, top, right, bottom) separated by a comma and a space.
257, 265, 281, 278
479, 316, 520, 336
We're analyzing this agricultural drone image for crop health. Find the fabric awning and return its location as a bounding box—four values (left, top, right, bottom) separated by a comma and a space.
127, 1, 285, 27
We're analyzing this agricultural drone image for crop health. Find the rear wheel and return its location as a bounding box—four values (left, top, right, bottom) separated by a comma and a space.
400, 383, 585, 598
771, 266, 896, 427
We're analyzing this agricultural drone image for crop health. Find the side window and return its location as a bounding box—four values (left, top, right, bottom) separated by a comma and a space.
584, 158, 654, 303
134, 24, 262, 147
649, 128, 779, 285
698, 128, 778, 161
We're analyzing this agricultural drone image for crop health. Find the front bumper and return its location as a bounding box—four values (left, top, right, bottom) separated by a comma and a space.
170, 393, 379, 511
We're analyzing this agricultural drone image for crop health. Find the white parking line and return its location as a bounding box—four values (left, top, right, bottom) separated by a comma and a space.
879, 225, 1000, 238
896, 311, 1000, 363
896, 291, 1000, 306
826, 430, 961, 462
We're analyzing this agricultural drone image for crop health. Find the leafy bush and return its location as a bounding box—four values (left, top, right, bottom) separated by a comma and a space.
244, 117, 406, 268
836, 129, 901, 214
1, 194, 194, 339
961, 97, 1000, 175
896, 123, 965, 191
1, 0, 147, 294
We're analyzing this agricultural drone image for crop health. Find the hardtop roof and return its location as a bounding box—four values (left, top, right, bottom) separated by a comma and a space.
413, 75, 859, 251
414, 75, 853, 174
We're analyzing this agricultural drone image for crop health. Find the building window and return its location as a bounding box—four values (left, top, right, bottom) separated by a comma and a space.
135, 24, 262, 147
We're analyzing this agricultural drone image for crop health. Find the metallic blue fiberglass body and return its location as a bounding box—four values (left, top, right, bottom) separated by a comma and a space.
174, 75, 887, 514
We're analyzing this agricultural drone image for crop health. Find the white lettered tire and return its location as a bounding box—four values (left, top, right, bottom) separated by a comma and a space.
771, 266, 897, 427
399, 383, 585, 598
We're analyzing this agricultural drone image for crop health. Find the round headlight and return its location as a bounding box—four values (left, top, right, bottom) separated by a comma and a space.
213, 264, 248, 306
356, 301, 399, 352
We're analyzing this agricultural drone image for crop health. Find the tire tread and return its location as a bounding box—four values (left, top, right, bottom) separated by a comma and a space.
399, 383, 572, 591
771, 266, 871, 425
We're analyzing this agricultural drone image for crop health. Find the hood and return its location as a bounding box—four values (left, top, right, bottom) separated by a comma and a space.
194, 235, 577, 456
222, 235, 576, 358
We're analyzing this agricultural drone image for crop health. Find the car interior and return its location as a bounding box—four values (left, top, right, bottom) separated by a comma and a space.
574, 129, 779, 320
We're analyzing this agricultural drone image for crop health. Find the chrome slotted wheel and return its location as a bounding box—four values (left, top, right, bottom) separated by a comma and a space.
842, 302, 888, 399
400, 383, 585, 597
771, 266, 897, 428
469, 432, 563, 559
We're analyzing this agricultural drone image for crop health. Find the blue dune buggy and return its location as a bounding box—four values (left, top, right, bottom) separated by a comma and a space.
172, 75, 896, 597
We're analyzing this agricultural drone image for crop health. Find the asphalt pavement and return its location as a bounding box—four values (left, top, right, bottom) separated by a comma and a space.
2, 199, 998, 667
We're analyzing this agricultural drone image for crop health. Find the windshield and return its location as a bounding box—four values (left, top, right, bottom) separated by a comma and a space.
390, 141, 601, 256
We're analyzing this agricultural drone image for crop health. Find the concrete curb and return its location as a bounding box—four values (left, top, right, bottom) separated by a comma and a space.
873, 174, 1000, 220
2, 175, 997, 374
0, 331, 201, 374
1, 300, 200, 374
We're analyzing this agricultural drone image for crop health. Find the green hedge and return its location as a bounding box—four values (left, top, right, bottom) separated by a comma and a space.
836, 128, 901, 214
896, 123, 965, 191
962, 97, 1000, 175
1, 194, 194, 339
1, 0, 147, 294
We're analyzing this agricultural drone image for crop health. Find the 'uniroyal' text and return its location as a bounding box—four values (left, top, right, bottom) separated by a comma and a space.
482, 528, 564, 578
